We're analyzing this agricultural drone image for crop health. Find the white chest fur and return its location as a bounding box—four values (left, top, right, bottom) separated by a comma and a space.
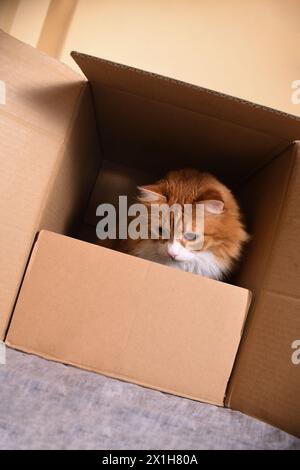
132, 240, 225, 280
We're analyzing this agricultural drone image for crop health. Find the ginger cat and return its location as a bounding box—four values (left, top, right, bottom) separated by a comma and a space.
125, 168, 249, 280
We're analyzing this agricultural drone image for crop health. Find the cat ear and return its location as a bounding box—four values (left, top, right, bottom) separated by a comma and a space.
137, 183, 167, 203
201, 199, 224, 214
198, 188, 224, 214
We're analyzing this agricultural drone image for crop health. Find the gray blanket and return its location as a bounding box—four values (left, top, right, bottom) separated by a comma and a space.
0, 348, 299, 450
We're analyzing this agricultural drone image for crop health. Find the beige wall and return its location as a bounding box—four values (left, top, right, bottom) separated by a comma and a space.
0, 0, 51, 47
1, 0, 300, 116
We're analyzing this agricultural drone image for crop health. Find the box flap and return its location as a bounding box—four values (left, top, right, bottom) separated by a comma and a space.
226, 142, 300, 437
0, 31, 99, 339
71, 52, 300, 184
6, 230, 251, 407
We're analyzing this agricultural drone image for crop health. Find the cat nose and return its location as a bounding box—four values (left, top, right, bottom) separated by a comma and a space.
167, 245, 178, 259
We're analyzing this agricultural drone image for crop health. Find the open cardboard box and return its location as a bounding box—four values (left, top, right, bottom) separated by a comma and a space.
0, 31, 299, 437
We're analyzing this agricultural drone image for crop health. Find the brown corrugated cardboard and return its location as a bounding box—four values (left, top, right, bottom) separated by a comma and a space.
226, 141, 300, 436
0, 31, 100, 339
1, 32, 300, 437
84, 160, 155, 227
6, 230, 251, 407
72, 52, 300, 185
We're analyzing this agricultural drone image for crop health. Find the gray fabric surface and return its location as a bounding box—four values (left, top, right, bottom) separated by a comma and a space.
0, 348, 299, 450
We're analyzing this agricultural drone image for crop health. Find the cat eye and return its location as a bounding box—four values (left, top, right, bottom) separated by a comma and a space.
183, 232, 199, 241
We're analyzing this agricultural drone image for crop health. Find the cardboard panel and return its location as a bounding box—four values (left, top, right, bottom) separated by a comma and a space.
6, 231, 251, 407
264, 145, 300, 298
234, 143, 297, 291
37, 85, 101, 235
72, 52, 300, 184
227, 291, 300, 437
83, 86, 280, 184
84, 160, 156, 227
72, 52, 300, 139
227, 142, 300, 437
0, 31, 99, 339
1, 31, 83, 137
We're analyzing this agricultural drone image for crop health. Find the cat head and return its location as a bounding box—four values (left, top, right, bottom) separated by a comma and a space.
135, 168, 249, 273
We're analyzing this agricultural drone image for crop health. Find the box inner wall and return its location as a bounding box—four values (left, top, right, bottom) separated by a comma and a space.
68, 83, 295, 291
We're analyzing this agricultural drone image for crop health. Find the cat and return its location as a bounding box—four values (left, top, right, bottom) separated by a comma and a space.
124, 168, 249, 280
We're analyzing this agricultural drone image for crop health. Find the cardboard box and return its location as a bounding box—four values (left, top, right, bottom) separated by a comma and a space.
1, 31, 300, 437
0, 30, 100, 339
6, 230, 250, 407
